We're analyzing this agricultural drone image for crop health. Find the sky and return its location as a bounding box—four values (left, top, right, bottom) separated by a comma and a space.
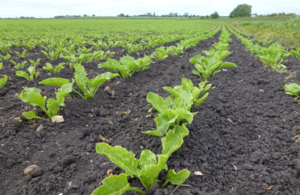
0, 0, 299, 18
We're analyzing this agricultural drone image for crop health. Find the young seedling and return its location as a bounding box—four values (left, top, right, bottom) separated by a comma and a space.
14, 49, 28, 58
0, 75, 8, 88
190, 53, 236, 80
96, 142, 168, 191
11, 60, 27, 69
41, 50, 60, 61
0, 54, 11, 60
152, 46, 168, 60
91, 173, 145, 195
17, 82, 73, 120
40, 63, 118, 99
161, 169, 190, 188
43, 62, 65, 73
98, 55, 152, 78
29, 58, 40, 67
16, 66, 39, 80
284, 83, 300, 98
144, 91, 194, 137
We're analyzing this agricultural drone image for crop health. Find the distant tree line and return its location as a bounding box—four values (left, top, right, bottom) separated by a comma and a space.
262, 12, 297, 17
20, 16, 35, 19
54, 15, 81, 18
118, 12, 202, 17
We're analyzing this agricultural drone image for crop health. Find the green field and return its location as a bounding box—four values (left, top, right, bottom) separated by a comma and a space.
1, 18, 300, 195
227, 16, 300, 48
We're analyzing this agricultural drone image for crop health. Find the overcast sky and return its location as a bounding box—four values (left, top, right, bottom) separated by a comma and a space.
0, 0, 299, 18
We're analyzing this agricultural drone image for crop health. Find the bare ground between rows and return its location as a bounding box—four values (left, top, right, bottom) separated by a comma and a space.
2, 30, 300, 195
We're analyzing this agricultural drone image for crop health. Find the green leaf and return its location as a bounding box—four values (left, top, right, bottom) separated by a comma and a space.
161, 169, 190, 188
139, 150, 157, 170
74, 63, 89, 98
147, 92, 169, 113
55, 81, 73, 106
43, 63, 54, 73
54, 62, 65, 73
39, 78, 70, 86
91, 173, 145, 195
88, 72, 118, 97
143, 110, 177, 137
284, 83, 300, 98
174, 91, 193, 111
98, 59, 120, 73
96, 142, 139, 177
195, 92, 209, 106
165, 96, 176, 109
162, 124, 189, 157
41, 50, 49, 59
27, 66, 36, 80
163, 87, 180, 98
138, 154, 168, 190
22, 111, 43, 120
0, 75, 8, 88
174, 108, 194, 124
19, 88, 47, 112
192, 70, 201, 78
45, 98, 60, 118
220, 62, 237, 68
16, 71, 29, 80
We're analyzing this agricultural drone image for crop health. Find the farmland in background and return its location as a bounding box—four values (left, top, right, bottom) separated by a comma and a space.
227, 15, 300, 48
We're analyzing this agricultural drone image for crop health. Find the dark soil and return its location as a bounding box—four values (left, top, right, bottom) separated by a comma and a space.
1, 29, 300, 195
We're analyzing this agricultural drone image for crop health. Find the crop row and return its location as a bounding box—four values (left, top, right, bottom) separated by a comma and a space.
0, 22, 217, 55
225, 24, 300, 120
91, 25, 237, 194
0, 24, 221, 89
227, 25, 300, 72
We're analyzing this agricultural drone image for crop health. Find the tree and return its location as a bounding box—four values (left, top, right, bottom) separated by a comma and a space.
118, 13, 125, 17
92, 14, 95, 17
205, 15, 209, 19
229, 4, 252, 18
210, 11, 219, 19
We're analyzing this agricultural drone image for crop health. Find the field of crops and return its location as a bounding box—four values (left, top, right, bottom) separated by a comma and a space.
1, 19, 300, 195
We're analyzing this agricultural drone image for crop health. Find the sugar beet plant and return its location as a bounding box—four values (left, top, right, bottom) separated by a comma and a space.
289, 47, 300, 59
43, 62, 65, 74
40, 63, 118, 99
98, 54, 152, 78
92, 78, 211, 194
284, 83, 300, 98
145, 79, 211, 137
16, 81, 73, 120
15, 65, 40, 81
10, 60, 27, 69
0, 75, 8, 88
190, 27, 237, 80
